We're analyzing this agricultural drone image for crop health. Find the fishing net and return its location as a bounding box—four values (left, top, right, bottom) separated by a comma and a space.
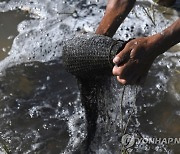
62, 33, 125, 78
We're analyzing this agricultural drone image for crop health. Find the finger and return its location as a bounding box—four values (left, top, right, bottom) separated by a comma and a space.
130, 48, 137, 59
113, 45, 131, 65
116, 69, 140, 85
117, 76, 127, 85
113, 51, 130, 65
117, 75, 138, 85
122, 72, 139, 85
112, 65, 126, 76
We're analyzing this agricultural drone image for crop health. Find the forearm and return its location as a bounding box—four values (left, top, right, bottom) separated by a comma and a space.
150, 18, 180, 57
96, 0, 136, 37
160, 18, 180, 52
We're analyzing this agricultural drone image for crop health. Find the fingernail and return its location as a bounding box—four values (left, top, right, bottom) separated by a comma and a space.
113, 56, 120, 64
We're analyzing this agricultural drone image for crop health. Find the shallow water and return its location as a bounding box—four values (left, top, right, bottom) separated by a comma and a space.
0, 0, 180, 153
0, 10, 30, 60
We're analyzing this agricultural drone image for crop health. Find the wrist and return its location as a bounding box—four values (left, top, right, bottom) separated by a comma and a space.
147, 33, 166, 58
149, 19, 180, 56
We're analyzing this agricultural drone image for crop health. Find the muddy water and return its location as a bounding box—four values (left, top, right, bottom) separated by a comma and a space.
0, 0, 180, 154
0, 10, 30, 60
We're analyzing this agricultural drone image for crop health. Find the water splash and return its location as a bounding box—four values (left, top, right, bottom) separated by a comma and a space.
0, 0, 179, 153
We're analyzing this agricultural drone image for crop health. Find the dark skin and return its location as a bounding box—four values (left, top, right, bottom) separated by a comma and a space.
96, 0, 180, 85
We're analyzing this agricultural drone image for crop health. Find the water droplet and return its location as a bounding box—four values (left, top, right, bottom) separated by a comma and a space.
2, 48, 6, 52
41, 84, 46, 90
7, 35, 14, 40
46, 76, 50, 80
149, 121, 153, 125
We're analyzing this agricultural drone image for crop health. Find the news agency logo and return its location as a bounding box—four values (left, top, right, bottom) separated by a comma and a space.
121, 133, 180, 152
121, 133, 136, 152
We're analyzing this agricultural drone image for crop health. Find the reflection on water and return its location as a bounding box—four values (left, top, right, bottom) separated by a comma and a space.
0, 0, 179, 153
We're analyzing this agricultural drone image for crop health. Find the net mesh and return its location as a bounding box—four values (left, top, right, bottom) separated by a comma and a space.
62, 33, 125, 78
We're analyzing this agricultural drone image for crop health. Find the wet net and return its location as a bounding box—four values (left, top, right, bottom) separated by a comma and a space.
62, 33, 125, 78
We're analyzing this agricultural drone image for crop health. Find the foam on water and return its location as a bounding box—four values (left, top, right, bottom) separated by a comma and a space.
0, 0, 178, 73
0, 0, 179, 153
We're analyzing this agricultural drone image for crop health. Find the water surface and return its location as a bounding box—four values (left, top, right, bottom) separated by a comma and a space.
0, 0, 179, 153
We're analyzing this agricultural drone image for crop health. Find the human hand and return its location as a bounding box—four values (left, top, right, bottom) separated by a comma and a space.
112, 35, 161, 85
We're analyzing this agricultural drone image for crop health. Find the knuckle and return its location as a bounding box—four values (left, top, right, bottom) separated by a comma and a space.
121, 80, 127, 85
112, 67, 122, 76
112, 68, 119, 75
127, 41, 135, 47
121, 82, 126, 85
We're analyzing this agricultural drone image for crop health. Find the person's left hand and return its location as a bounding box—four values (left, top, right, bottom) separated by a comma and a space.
112, 35, 160, 85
